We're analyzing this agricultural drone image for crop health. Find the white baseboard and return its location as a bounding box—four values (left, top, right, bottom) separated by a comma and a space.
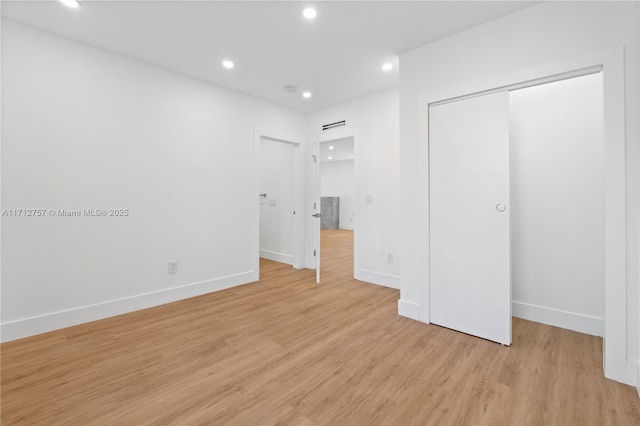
304, 256, 316, 270
355, 269, 400, 289
398, 299, 420, 321
1, 270, 256, 343
259, 249, 294, 265
339, 225, 354, 231
637, 362, 640, 397
512, 300, 604, 337
603, 358, 639, 387
625, 360, 639, 389
621, 360, 639, 388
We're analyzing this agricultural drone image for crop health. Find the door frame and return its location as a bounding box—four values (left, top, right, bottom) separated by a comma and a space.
315, 126, 360, 281
416, 47, 628, 384
253, 129, 304, 280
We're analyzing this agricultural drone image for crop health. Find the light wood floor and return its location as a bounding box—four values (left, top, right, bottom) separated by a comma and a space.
2, 229, 639, 425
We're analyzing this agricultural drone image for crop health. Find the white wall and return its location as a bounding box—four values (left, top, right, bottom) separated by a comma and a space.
306, 89, 400, 288
510, 73, 604, 336
259, 138, 295, 264
320, 160, 355, 230
1, 21, 305, 341
399, 1, 639, 385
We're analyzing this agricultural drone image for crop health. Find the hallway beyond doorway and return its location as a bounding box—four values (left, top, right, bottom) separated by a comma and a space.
320, 229, 354, 280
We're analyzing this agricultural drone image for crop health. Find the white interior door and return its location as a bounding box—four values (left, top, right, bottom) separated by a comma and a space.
313, 142, 321, 283
259, 138, 296, 266
429, 91, 511, 345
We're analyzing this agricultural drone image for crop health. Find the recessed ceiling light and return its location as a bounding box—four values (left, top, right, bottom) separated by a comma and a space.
382, 63, 393, 72
329, 146, 334, 150
222, 60, 234, 69
59, 0, 79, 8
302, 91, 312, 98
303, 8, 317, 19
328, 156, 333, 160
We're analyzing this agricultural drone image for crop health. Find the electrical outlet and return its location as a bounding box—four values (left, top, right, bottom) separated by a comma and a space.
387, 252, 394, 263
366, 194, 373, 205
168, 261, 178, 274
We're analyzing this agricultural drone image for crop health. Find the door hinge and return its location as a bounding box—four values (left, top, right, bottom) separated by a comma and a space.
314, 250, 316, 256
311, 154, 317, 163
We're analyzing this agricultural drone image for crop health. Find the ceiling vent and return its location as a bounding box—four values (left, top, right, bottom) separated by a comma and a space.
322, 120, 346, 131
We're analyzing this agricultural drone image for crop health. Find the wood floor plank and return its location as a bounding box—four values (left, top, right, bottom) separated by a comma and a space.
2, 229, 639, 425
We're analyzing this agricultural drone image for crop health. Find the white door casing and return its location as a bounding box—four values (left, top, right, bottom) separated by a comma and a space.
314, 142, 321, 283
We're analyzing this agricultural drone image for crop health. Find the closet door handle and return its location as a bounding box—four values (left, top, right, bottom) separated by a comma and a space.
496, 204, 506, 212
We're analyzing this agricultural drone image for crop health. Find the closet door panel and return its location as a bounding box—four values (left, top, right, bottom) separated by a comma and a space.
429, 91, 511, 345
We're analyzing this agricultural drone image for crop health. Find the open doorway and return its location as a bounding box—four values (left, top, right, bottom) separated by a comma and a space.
257, 134, 301, 276
317, 136, 355, 281
509, 72, 604, 336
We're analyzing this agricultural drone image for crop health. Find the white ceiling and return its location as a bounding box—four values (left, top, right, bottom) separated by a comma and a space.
1, 1, 538, 112
320, 137, 353, 163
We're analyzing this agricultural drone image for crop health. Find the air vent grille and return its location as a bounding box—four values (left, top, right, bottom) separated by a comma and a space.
322, 120, 346, 131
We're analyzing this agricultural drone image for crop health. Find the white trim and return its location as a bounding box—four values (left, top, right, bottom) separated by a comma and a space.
304, 256, 315, 269
600, 47, 629, 386
512, 301, 604, 337
339, 225, 355, 231
414, 47, 629, 385
259, 249, 294, 265
628, 361, 640, 392
398, 299, 421, 321
637, 362, 640, 397
637, 1, 640, 397
1, 271, 256, 343
356, 269, 400, 289
430, 65, 603, 107
622, 360, 638, 391
254, 128, 304, 278
314, 140, 321, 283
0, 18, 3, 343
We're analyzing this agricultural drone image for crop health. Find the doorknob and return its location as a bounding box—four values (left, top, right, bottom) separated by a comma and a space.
312, 213, 321, 218
496, 204, 506, 212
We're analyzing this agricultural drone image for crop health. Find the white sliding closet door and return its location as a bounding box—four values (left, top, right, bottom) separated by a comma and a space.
429, 91, 511, 345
